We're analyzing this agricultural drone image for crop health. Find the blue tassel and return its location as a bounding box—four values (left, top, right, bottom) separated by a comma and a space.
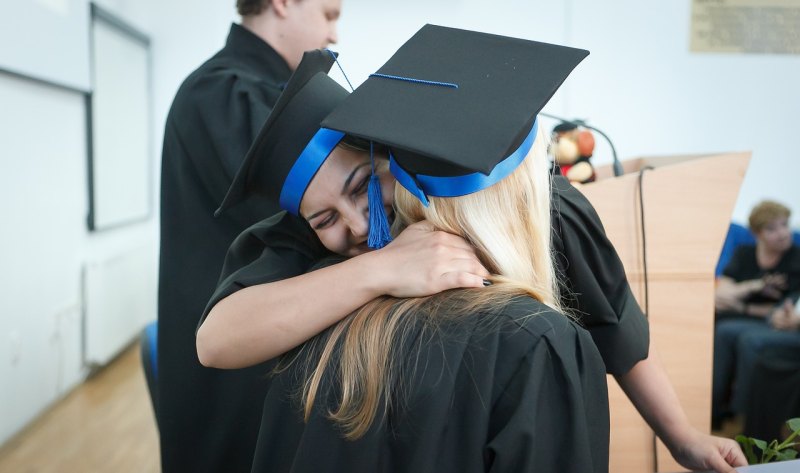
367, 174, 392, 249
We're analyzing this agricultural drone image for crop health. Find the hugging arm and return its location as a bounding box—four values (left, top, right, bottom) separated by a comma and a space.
197, 220, 489, 369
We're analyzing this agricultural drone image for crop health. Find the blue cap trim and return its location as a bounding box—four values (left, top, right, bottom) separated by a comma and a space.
279, 128, 346, 215
390, 118, 539, 206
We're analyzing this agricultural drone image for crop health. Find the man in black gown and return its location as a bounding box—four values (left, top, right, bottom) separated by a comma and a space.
157, 1, 341, 472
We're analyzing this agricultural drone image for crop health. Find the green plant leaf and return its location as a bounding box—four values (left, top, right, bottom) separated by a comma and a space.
755, 439, 771, 463
777, 448, 797, 461
787, 418, 800, 432
736, 435, 758, 464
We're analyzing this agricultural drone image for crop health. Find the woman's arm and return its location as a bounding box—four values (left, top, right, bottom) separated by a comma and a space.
714, 276, 764, 312
197, 221, 489, 369
616, 346, 747, 473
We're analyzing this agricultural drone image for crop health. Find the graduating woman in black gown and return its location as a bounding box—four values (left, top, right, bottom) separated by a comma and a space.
198, 26, 746, 473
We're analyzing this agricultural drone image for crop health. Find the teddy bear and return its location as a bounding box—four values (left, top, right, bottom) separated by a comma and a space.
551, 122, 596, 184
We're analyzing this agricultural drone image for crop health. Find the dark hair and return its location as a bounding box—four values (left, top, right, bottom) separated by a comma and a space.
236, 0, 269, 16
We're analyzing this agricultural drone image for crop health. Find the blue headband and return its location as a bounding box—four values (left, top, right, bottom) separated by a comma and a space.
390, 118, 539, 206
279, 127, 346, 215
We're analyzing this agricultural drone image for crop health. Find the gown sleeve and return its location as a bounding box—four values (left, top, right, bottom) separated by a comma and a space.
486, 311, 609, 473
551, 175, 649, 375
171, 63, 285, 226
199, 211, 328, 327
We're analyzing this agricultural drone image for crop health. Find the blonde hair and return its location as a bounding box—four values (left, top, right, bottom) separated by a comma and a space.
291, 125, 562, 439
749, 200, 790, 233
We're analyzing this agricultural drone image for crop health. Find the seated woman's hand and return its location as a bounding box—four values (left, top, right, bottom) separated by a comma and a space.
760, 273, 788, 299
769, 299, 800, 331
366, 221, 490, 298
714, 292, 744, 312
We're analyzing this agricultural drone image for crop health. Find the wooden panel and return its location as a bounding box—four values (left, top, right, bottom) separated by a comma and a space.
580, 152, 750, 472
608, 377, 654, 472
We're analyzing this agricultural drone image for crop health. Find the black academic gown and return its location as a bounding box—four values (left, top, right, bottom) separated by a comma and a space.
158, 24, 293, 473
250, 298, 609, 473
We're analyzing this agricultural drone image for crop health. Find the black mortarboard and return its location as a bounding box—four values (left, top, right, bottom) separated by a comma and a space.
215, 49, 349, 217
321, 24, 589, 204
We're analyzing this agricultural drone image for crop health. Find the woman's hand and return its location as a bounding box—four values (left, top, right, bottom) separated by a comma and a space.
667, 428, 748, 473
760, 273, 787, 299
770, 299, 800, 331
617, 349, 747, 473
362, 221, 490, 298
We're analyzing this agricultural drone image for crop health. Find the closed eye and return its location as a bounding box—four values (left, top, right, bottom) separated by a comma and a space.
312, 212, 337, 230
352, 177, 369, 196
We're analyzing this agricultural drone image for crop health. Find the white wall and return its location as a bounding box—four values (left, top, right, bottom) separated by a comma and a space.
0, 75, 88, 444
1, 0, 798, 450
564, 0, 799, 226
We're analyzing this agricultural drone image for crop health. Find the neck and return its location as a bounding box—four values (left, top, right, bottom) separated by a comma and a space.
240, 14, 293, 69
756, 242, 782, 269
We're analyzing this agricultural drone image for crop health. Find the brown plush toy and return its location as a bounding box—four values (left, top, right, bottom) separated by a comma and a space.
551, 122, 596, 184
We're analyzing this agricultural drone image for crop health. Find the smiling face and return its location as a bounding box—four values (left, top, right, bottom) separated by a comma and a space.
299, 144, 394, 256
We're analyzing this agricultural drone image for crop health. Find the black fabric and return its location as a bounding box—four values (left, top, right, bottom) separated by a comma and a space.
321, 24, 588, 178
217, 51, 349, 215
158, 23, 294, 473
204, 175, 649, 377
718, 244, 800, 320
250, 297, 609, 473
721, 245, 800, 304
550, 176, 649, 375
743, 345, 800, 442
201, 211, 326, 320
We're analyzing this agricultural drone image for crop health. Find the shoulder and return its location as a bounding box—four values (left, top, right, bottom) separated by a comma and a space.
494, 296, 589, 345
782, 245, 800, 270
203, 213, 327, 322
464, 296, 595, 368
730, 244, 757, 263
551, 175, 602, 226
458, 296, 603, 405
171, 55, 281, 113
550, 175, 608, 253
228, 211, 324, 262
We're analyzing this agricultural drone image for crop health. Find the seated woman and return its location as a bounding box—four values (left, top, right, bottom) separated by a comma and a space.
198, 27, 745, 473
238, 26, 608, 472
712, 200, 800, 427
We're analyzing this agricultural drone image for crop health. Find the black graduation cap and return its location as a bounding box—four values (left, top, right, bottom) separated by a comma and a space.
215, 49, 349, 217
321, 24, 589, 204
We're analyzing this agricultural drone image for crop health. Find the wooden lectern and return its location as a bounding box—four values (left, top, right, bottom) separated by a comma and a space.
578, 152, 751, 473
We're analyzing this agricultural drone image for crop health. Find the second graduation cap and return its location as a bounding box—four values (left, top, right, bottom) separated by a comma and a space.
216, 49, 349, 217
321, 24, 589, 205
